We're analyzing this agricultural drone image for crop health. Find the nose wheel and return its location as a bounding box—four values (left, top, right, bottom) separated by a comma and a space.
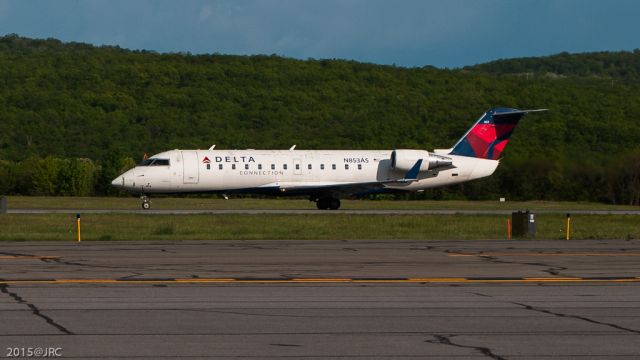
141, 195, 150, 210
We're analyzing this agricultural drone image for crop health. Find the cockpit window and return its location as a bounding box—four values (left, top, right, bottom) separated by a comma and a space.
153, 159, 170, 166
138, 159, 170, 166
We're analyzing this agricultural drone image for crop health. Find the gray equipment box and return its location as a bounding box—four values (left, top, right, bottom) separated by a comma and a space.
512, 211, 536, 237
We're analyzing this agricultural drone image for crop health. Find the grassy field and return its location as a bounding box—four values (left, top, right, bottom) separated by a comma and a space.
0, 213, 637, 241
2, 197, 637, 241
5, 196, 640, 211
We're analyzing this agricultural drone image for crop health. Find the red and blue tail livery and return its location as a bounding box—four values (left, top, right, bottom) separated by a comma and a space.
449, 108, 547, 159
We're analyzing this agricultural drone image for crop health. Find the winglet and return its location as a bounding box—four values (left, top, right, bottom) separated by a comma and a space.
403, 159, 423, 181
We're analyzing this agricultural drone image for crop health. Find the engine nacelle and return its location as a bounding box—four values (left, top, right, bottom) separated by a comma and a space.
391, 149, 453, 172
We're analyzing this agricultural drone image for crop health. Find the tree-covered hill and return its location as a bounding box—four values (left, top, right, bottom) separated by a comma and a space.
0, 34, 639, 204
466, 50, 640, 81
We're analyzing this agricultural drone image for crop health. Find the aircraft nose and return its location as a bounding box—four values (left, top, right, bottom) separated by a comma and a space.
111, 176, 124, 188
111, 169, 135, 189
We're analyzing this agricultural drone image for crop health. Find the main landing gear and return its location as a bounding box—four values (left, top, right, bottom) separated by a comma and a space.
141, 195, 150, 210
315, 197, 341, 210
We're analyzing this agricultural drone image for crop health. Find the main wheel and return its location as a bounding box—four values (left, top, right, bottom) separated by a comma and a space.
329, 198, 341, 210
316, 197, 340, 210
142, 201, 150, 210
316, 198, 330, 210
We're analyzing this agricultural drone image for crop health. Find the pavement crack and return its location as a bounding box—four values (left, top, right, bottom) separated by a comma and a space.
0, 251, 36, 257
541, 265, 568, 276
513, 302, 640, 334
469, 292, 492, 298
0, 284, 74, 335
117, 272, 145, 280
425, 334, 507, 360
410, 246, 435, 251
479, 256, 569, 277
269, 343, 301, 347
41, 257, 122, 270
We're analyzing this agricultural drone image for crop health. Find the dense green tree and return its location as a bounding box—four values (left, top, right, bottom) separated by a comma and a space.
0, 160, 15, 195
95, 149, 136, 196
30, 157, 63, 196
606, 149, 640, 205
57, 158, 98, 196
0, 35, 639, 203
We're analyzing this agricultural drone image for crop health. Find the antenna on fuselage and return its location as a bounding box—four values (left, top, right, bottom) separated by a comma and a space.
289, 145, 296, 151
209, 145, 216, 150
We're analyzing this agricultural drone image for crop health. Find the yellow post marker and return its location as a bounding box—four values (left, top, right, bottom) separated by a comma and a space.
566, 213, 571, 240
76, 213, 81, 243
507, 218, 511, 240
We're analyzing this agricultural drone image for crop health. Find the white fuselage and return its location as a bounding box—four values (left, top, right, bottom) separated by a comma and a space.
112, 149, 499, 195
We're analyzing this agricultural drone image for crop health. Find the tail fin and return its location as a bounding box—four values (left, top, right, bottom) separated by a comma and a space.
449, 108, 546, 159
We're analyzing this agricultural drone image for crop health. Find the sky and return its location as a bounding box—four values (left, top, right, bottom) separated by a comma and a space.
0, 0, 638, 68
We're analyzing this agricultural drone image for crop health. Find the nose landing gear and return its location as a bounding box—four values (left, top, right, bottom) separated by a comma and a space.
141, 195, 150, 210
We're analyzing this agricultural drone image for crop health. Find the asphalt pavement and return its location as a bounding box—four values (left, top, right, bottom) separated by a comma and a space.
1, 239, 639, 359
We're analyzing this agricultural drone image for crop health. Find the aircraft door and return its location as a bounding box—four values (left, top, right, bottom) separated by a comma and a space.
182, 151, 199, 184
293, 158, 302, 175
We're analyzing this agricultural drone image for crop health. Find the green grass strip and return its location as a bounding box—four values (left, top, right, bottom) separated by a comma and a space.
0, 214, 637, 241
6, 196, 640, 211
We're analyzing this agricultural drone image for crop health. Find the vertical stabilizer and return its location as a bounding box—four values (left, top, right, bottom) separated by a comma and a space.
449, 108, 545, 159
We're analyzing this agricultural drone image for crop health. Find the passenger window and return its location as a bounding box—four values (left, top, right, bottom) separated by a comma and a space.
295, 164, 300, 170
308, 164, 312, 170
232, 164, 236, 170
283, 164, 288, 170
332, 164, 336, 170
219, 164, 223, 170
345, 164, 349, 170
206, 164, 211, 170
271, 164, 275, 170
245, 164, 249, 170
358, 164, 362, 170
320, 164, 325, 170
258, 164, 262, 170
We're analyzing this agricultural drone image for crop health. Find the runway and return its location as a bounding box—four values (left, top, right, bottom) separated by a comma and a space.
1, 240, 640, 359
8, 208, 640, 215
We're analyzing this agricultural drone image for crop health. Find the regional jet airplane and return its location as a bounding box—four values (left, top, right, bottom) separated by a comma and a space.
112, 108, 545, 209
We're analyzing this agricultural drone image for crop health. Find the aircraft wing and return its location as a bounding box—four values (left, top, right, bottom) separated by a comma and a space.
265, 181, 387, 197
261, 160, 424, 197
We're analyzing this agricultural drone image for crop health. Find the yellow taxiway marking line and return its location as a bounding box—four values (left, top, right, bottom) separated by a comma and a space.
1, 277, 640, 285
54, 279, 118, 284
454, 279, 640, 283
292, 278, 353, 282
408, 278, 468, 282
174, 278, 237, 283
0, 256, 61, 260
449, 253, 640, 257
